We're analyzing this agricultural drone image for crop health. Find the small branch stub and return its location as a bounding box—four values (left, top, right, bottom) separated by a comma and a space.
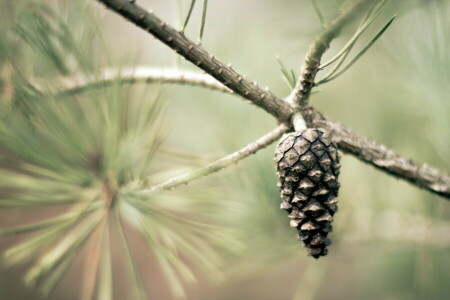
275, 128, 341, 258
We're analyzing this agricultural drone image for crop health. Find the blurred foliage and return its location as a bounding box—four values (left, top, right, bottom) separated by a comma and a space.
0, 1, 242, 299
0, 0, 449, 300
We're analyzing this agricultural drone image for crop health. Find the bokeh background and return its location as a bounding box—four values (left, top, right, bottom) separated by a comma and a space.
0, 0, 449, 299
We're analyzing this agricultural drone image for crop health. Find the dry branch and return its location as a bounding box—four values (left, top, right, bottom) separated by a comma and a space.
310, 109, 450, 199
96, 0, 292, 123
56, 67, 231, 96
94, 0, 450, 200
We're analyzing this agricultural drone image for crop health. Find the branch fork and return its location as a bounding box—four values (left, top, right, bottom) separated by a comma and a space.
93, 0, 450, 200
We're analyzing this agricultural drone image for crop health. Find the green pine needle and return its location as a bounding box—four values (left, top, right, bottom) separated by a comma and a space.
311, 0, 326, 29
4, 222, 73, 267
0, 204, 99, 236
199, 0, 209, 43
318, 15, 396, 85
276, 56, 297, 89
116, 211, 148, 300
181, 0, 197, 33
24, 212, 103, 287
40, 249, 78, 296
118, 188, 241, 298
97, 225, 113, 300
320, 0, 392, 70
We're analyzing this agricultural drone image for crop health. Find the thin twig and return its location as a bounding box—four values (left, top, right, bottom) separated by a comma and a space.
288, 0, 371, 109
58, 66, 450, 199
147, 124, 289, 192
95, 0, 293, 123
309, 108, 450, 199
55, 67, 231, 96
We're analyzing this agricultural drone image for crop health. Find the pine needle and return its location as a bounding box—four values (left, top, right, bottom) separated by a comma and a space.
3, 202, 99, 267
97, 225, 113, 300
116, 211, 147, 300
317, 15, 396, 85
320, 0, 392, 70
276, 56, 297, 89
4, 222, 71, 267
81, 216, 108, 300
24, 211, 103, 287
199, 0, 208, 43
40, 248, 77, 295
181, 0, 197, 33
311, 0, 326, 29
0, 204, 99, 236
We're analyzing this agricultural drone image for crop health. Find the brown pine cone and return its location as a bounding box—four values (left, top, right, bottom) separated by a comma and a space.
274, 128, 341, 258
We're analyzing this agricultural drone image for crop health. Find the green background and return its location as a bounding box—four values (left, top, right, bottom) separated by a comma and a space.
0, 0, 449, 299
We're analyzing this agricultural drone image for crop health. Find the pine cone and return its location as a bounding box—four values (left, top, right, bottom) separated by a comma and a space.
274, 128, 341, 258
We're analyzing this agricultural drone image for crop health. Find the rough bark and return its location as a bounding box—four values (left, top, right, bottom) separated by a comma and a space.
288, 0, 371, 109
310, 110, 450, 199
94, 0, 450, 200
96, 0, 292, 123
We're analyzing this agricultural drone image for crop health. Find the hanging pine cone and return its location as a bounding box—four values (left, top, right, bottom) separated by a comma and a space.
274, 128, 341, 258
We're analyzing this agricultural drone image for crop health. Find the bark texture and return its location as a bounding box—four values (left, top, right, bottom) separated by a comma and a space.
94, 0, 450, 200
288, 0, 371, 108
96, 0, 292, 122
310, 110, 450, 199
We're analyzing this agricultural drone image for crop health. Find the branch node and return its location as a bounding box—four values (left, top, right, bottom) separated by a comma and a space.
94, 0, 450, 200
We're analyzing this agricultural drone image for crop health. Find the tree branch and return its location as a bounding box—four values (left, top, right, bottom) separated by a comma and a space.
95, 0, 292, 123
93, 0, 450, 200
147, 124, 289, 192
310, 109, 450, 199
288, 0, 371, 109
55, 67, 231, 96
